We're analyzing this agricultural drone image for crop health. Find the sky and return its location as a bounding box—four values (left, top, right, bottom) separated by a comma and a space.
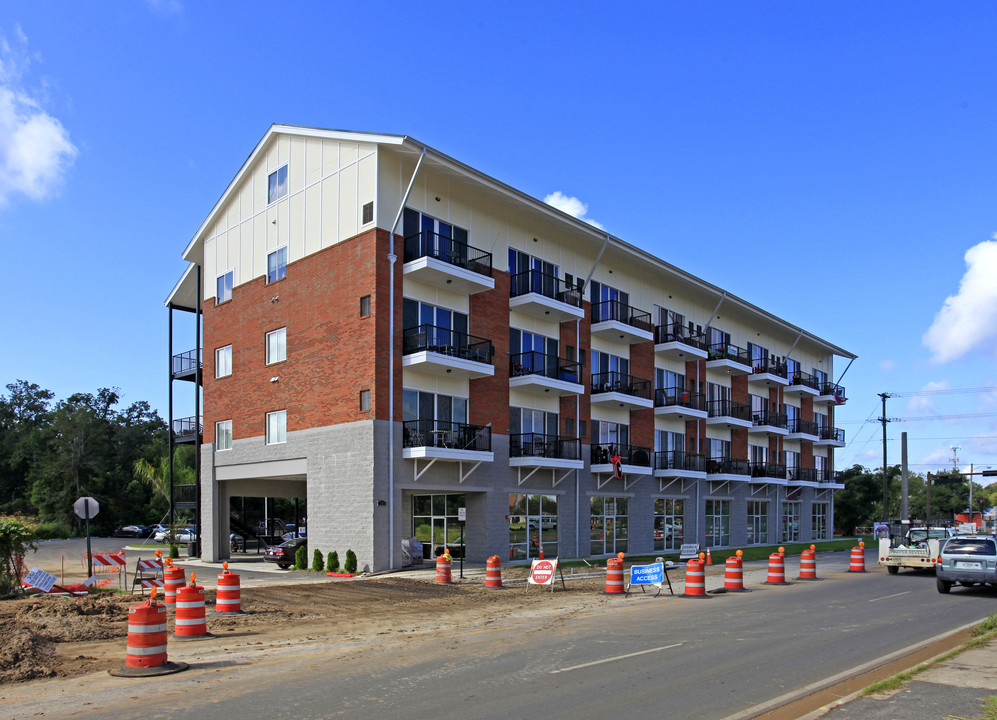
2, 2, 997, 483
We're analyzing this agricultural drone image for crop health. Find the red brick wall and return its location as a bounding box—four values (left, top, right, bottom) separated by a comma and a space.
629, 340, 655, 450
469, 271, 510, 431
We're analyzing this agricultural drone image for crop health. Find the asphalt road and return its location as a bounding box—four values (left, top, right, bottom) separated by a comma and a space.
8, 549, 995, 720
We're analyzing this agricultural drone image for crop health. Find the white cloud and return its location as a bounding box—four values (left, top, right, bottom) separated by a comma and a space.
923, 239, 997, 363
543, 191, 603, 229
905, 380, 950, 415
880, 359, 897, 371
0, 26, 77, 208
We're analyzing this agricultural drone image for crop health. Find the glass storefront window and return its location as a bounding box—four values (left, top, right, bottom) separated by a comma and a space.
508, 493, 558, 560
747, 500, 768, 545
782, 501, 801, 542
590, 496, 628, 555
705, 499, 730, 547
411, 493, 465, 559
812, 502, 829, 540
653, 498, 684, 551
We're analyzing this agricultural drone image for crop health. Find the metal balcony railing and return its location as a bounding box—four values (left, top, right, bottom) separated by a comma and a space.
788, 370, 820, 390
591, 443, 653, 467
707, 399, 752, 422
790, 467, 818, 483
403, 324, 493, 364
750, 462, 787, 479
403, 230, 493, 277
751, 410, 788, 429
787, 418, 819, 436
171, 349, 201, 377
750, 357, 787, 377
707, 343, 751, 366
510, 351, 582, 384
655, 387, 707, 411
707, 457, 751, 476
402, 420, 492, 452
653, 322, 706, 350
591, 300, 653, 332
172, 416, 202, 439
173, 484, 198, 507
820, 382, 847, 402
654, 450, 706, 473
819, 427, 846, 443
591, 371, 652, 400
510, 433, 581, 461
509, 270, 583, 307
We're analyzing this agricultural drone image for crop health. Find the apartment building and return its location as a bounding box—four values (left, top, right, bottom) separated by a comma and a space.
166, 125, 855, 571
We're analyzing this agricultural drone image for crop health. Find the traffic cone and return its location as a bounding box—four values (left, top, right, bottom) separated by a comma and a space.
706, 548, 712, 566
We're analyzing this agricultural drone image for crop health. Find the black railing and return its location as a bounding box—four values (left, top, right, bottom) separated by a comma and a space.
403, 324, 493, 364
654, 387, 707, 411
707, 457, 751, 476
820, 382, 847, 401
750, 462, 787, 479
173, 484, 198, 507
510, 271, 583, 307
510, 433, 581, 460
510, 351, 582, 384
172, 416, 202, 439
819, 427, 846, 443
790, 467, 818, 483
172, 349, 201, 376
653, 322, 706, 350
707, 399, 752, 421
403, 230, 493, 277
707, 343, 751, 366
751, 357, 787, 377
787, 371, 820, 391
591, 443, 653, 466
591, 300, 653, 332
402, 420, 492, 452
787, 418, 819, 436
654, 450, 706, 473
591, 372, 652, 400
751, 410, 788, 429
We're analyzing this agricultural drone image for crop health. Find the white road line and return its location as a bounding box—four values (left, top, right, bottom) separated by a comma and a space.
869, 591, 911, 602
550, 642, 685, 674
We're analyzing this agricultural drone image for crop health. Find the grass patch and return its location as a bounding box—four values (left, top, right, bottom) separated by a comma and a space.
979, 696, 997, 720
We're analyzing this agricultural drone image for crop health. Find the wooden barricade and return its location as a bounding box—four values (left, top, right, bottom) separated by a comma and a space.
131, 557, 165, 596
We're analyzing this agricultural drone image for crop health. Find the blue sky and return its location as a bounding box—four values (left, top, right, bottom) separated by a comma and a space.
2, 2, 997, 481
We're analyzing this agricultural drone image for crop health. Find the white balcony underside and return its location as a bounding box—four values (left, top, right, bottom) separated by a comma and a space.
509, 375, 584, 396
509, 293, 585, 323
591, 320, 654, 344
654, 341, 707, 361
590, 392, 654, 410
403, 256, 494, 294
402, 351, 494, 379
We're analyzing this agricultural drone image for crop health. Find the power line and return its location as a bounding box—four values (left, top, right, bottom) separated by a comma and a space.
891, 386, 997, 397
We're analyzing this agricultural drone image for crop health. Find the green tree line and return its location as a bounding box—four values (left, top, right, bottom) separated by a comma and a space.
0, 380, 189, 537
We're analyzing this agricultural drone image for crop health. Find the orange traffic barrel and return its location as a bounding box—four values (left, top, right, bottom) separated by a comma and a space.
174, 581, 212, 640
484, 556, 503, 588
164, 563, 185, 609
797, 549, 818, 580
214, 565, 243, 614
435, 553, 452, 584
764, 553, 790, 585
604, 557, 625, 594
109, 595, 188, 677
724, 555, 747, 592
848, 545, 866, 573
682, 559, 710, 598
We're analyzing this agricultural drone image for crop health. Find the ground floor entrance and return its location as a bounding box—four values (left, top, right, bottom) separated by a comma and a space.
411, 493, 465, 559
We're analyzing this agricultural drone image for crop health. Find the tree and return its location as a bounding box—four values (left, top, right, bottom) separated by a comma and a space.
834, 465, 882, 533
0, 381, 54, 513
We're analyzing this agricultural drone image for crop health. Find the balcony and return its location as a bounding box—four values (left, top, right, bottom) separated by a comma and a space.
747, 410, 789, 436
402, 325, 494, 379
509, 433, 584, 469
509, 271, 585, 323
402, 420, 494, 462
706, 457, 751, 479
706, 399, 752, 429
747, 358, 788, 388
172, 483, 198, 510
785, 418, 819, 441
787, 466, 819, 487
654, 450, 706, 478
402, 230, 494, 294
591, 300, 653, 344
785, 371, 820, 398
818, 469, 846, 489
654, 387, 707, 420
172, 416, 202, 444
706, 343, 752, 375
749, 462, 787, 484
814, 427, 846, 448
509, 352, 584, 396
591, 443, 653, 475
816, 382, 848, 406
653, 323, 707, 361
590, 371, 653, 410
171, 349, 202, 382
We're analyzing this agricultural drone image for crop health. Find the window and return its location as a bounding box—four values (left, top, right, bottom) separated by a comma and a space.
402, 298, 469, 353
215, 345, 232, 378
747, 501, 768, 544
402, 389, 468, 448
268, 164, 288, 204
510, 328, 558, 377
653, 498, 684, 551
266, 328, 286, 364
362, 201, 374, 225
509, 493, 558, 560
590, 496, 628, 555
591, 420, 630, 464
412, 493, 465, 560
812, 502, 829, 540
360, 295, 371, 317
705, 499, 731, 547
402, 208, 469, 265
591, 350, 629, 391
266, 410, 286, 445
508, 248, 559, 298
215, 420, 232, 451
655, 430, 685, 469
782, 501, 801, 542
216, 271, 233, 304
360, 389, 371, 412
589, 280, 628, 323
267, 246, 287, 283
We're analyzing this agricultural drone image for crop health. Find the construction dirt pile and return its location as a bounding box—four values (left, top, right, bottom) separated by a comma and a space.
0, 574, 608, 684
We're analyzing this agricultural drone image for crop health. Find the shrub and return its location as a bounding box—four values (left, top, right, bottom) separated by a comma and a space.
345, 549, 357, 574
169, 544, 179, 559
327, 551, 339, 572
0, 515, 37, 598
312, 549, 324, 572
33, 521, 76, 540
294, 544, 307, 570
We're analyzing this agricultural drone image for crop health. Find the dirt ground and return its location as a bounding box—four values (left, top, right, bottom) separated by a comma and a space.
0, 570, 613, 686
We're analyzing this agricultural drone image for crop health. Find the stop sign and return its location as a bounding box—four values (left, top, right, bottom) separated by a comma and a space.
74, 496, 99, 519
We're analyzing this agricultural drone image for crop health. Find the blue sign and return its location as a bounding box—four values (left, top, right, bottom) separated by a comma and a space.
629, 562, 664, 586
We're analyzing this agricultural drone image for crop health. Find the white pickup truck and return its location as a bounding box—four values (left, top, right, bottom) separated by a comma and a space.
878, 526, 966, 574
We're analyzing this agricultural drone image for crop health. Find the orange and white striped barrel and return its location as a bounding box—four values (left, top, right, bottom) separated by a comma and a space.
724, 555, 746, 591
848, 545, 866, 573
798, 549, 818, 580
682, 559, 709, 598
484, 556, 503, 588
435, 554, 452, 584
164, 564, 185, 608
124, 598, 168, 668
215, 569, 242, 614
764, 553, 789, 584
174, 583, 210, 638
604, 557, 625, 594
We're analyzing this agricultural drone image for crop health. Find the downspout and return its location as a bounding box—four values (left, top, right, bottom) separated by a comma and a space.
194, 267, 202, 555
388, 147, 427, 570
168, 304, 175, 531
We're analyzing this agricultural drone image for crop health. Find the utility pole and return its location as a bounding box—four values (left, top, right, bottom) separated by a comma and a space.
900, 432, 909, 521
878, 393, 891, 521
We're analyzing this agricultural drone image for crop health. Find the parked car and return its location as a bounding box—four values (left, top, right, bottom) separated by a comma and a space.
264, 537, 307, 569
936, 535, 997, 593
155, 527, 196, 544
112, 525, 148, 538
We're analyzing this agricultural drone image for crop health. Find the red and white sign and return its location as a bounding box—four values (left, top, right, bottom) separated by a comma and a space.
528, 558, 558, 586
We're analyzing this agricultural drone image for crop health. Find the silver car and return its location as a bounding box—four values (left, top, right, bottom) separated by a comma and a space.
936, 535, 997, 593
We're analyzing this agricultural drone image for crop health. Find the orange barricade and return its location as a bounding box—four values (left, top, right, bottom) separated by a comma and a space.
682, 559, 710, 598
604, 557, 625, 594
724, 555, 747, 591
848, 545, 866, 573
164, 563, 185, 608
174, 580, 211, 639
108, 593, 188, 677
798, 549, 818, 580
484, 556, 503, 588
435, 553, 452, 584
215, 564, 243, 614
764, 553, 789, 585
83, 551, 126, 590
